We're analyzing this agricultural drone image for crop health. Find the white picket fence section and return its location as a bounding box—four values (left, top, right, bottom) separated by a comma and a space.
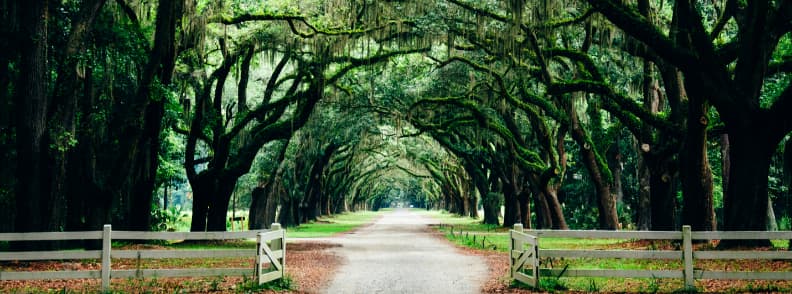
510, 224, 792, 289
0, 224, 286, 291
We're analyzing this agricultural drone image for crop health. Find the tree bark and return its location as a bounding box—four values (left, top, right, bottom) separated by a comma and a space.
302, 143, 339, 222
721, 127, 777, 246
14, 0, 49, 235
532, 188, 552, 229
648, 156, 677, 231
636, 152, 651, 230
721, 134, 730, 207
569, 108, 619, 230
108, 0, 183, 231
249, 141, 289, 230
543, 186, 568, 229
680, 95, 715, 231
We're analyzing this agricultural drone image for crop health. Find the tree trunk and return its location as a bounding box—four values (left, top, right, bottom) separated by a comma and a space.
0, 36, 13, 232
302, 143, 339, 222
569, 111, 619, 230
278, 196, 300, 228
648, 157, 677, 231
468, 194, 478, 218
477, 171, 498, 225
767, 196, 778, 231
189, 172, 237, 232
637, 153, 651, 230
248, 187, 267, 229
501, 177, 519, 227
124, 99, 165, 230
109, 0, 183, 231
721, 128, 776, 246
532, 187, 552, 229
680, 96, 716, 231
721, 134, 731, 209
543, 186, 568, 229
782, 137, 792, 250
249, 141, 289, 229
518, 190, 531, 229
205, 178, 237, 231
14, 0, 49, 235
483, 192, 500, 225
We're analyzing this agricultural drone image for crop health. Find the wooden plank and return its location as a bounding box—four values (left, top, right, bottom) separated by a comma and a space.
511, 250, 524, 259
0, 231, 102, 241
691, 231, 792, 240
540, 268, 683, 279
512, 251, 531, 275
0, 270, 101, 280
513, 272, 535, 286
694, 251, 792, 260
541, 249, 680, 260
259, 230, 284, 242
111, 268, 254, 279
0, 250, 102, 261
111, 230, 268, 240
511, 231, 538, 245
698, 271, 792, 280
261, 244, 281, 271
111, 249, 259, 259
259, 270, 282, 284
524, 230, 680, 240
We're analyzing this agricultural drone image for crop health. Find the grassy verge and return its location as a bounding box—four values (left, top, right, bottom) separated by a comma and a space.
286, 210, 381, 238
423, 209, 792, 292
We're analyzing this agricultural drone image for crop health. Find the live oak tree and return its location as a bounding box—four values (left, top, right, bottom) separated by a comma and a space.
587, 0, 792, 236
4, 0, 187, 236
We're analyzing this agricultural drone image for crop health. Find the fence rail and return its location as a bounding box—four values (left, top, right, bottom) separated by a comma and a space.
509, 224, 792, 289
0, 224, 286, 291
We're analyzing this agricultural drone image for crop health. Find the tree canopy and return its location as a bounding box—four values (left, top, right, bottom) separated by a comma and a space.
2, 0, 791, 248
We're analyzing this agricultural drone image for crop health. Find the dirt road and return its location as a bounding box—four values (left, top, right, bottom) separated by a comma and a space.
322, 209, 487, 294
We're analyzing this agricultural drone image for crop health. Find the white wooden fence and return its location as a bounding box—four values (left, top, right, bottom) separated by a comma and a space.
0, 224, 286, 291
510, 224, 792, 289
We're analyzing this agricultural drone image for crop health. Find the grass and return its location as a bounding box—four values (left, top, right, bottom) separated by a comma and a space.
286, 210, 381, 238
423, 209, 792, 292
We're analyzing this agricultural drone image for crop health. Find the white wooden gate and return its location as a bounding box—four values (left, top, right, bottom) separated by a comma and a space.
256, 223, 286, 284
509, 224, 538, 288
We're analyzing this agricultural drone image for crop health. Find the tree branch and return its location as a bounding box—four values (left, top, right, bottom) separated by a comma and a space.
548, 80, 681, 136
767, 58, 792, 75
585, 0, 699, 71
770, 82, 792, 135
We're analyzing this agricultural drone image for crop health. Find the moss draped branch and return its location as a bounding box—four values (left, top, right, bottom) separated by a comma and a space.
585, 0, 699, 71
548, 80, 681, 136
212, 13, 412, 39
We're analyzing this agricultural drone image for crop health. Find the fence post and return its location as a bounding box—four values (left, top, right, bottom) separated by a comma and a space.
510, 224, 524, 278
270, 223, 284, 279
101, 224, 111, 291
256, 231, 264, 284
530, 234, 539, 289
514, 223, 524, 232
682, 225, 694, 289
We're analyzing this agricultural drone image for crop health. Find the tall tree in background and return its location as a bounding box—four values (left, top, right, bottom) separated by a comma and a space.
14, 0, 50, 233
588, 0, 792, 235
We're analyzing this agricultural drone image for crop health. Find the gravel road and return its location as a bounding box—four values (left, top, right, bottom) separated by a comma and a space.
322, 208, 487, 294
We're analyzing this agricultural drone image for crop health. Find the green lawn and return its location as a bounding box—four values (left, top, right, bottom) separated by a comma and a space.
286, 210, 381, 238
